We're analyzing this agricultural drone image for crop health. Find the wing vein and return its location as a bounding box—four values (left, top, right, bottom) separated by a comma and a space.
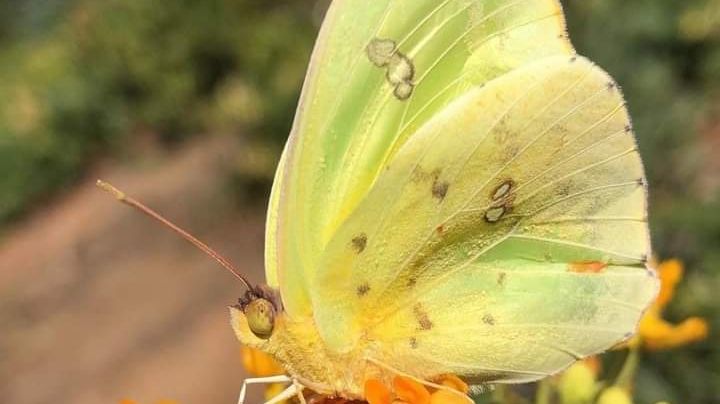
512, 147, 639, 208
416, 1, 548, 84
445, 81, 612, 224
507, 234, 644, 262
509, 107, 627, 196
528, 216, 647, 225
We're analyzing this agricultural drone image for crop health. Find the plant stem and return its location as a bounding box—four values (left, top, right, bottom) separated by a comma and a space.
535, 379, 552, 404
614, 346, 640, 391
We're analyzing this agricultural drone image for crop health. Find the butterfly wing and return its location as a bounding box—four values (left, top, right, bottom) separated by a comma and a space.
312, 55, 657, 381
268, 0, 574, 318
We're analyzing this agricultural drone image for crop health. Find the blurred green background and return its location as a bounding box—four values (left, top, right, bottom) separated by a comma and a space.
0, 1, 716, 403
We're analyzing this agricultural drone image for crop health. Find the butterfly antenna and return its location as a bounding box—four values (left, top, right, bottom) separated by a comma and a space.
96, 179, 253, 291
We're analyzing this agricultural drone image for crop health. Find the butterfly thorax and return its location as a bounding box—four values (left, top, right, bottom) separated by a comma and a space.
231, 294, 383, 399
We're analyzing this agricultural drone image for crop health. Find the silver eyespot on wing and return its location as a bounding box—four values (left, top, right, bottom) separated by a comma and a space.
367, 37, 415, 100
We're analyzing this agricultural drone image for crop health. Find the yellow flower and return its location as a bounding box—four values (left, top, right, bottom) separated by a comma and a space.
636, 259, 709, 350
558, 359, 600, 404
596, 386, 632, 404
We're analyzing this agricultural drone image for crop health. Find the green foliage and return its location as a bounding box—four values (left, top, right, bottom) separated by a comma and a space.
563, 0, 720, 402
0, 0, 316, 222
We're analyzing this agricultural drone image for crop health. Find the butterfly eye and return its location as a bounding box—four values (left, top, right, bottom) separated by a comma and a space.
245, 298, 275, 339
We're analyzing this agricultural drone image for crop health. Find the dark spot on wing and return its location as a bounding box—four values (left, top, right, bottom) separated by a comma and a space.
556, 181, 572, 197
356, 283, 370, 297
606, 81, 617, 91
413, 303, 433, 331
351, 233, 367, 253
370, 43, 414, 100
407, 276, 417, 287
497, 272, 506, 287
432, 180, 449, 201
367, 38, 396, 67
637, 177, 646, 187
569, 55, 577, 63
491, 180, 515, 201
411, 166, 438, 183
435, 224, 445, 234
484, 206, 506, 223
485, 178, 516, 223
624, 124, 632, 133
482, 314, 495, 325
394, 82, 414, 100
409, 337, 418, 349
386, 53, 415, 84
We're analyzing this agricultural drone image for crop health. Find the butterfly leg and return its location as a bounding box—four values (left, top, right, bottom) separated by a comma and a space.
263, 383, 301, 404
292, 378, 308, 404
237, 375, 291, 404
366, 357, 474, 403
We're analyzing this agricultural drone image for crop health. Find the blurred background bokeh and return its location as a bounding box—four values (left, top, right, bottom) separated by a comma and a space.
0, 1, 716, 403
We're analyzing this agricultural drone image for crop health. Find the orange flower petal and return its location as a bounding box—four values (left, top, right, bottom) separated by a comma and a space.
240, 345, 284, 376
394, 376, 431, 404
655, 259, 683, 309
581, 356, 602, 376
633, 259, 710, 350
365, 378, 392, 404
429, 389, 468, 404
118, 400, 137, 404
642, 315, 709, 350
434, 375, 469, 394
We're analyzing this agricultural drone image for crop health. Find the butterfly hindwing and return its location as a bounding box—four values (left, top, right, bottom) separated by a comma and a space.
312, 55, 657, 381
268, 0, 573, 318
373, 261, 654, 383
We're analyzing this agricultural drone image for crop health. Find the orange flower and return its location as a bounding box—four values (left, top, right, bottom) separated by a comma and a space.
636, 259, 709, 350
118, 400, 178, 404
365, 379, 393, 404
241, 345, 469, 404
364, 375, 468, 404
240, 345, 284, 376
394, 376, 431, 404
240, 345, 289, 402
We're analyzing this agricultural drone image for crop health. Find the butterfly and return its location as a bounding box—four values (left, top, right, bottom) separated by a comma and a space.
134, 0, 661, 403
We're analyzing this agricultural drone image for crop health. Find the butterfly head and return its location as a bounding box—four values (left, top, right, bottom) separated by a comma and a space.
232, 284, 283, 341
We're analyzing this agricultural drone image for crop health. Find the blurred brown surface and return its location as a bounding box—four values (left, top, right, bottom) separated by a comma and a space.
0, 136, 266, 404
